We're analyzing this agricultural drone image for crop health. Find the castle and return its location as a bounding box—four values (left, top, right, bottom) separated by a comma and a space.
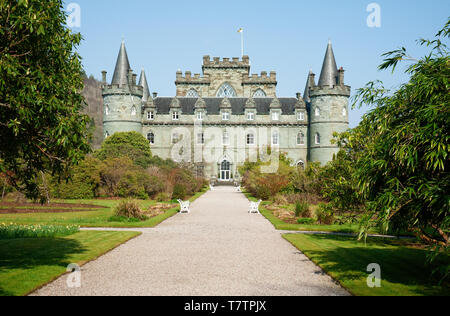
101, 41, 351, 181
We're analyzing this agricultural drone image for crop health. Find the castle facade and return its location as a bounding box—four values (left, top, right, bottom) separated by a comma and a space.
101, 41, 351, 181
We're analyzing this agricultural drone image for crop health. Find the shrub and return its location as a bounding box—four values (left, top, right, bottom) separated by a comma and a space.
273, 194, 288, 205
316, 203, 335, 225
297, 218, 316, 225
155, 192, 171, 202
113, 200, 148, 221
172, 184, 186, 200
295, 202, 311, 218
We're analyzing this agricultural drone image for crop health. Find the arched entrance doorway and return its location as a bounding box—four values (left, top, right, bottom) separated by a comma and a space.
220, 160, 231, 181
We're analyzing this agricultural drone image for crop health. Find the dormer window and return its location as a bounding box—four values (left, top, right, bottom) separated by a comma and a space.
272, 111, 280, 121
222, 111, 230, 121
246, 111, 255, 121
297, 111, 305, 121
147, 111, 154, 120
172, 111, 179, 120
196, 111, 204, 121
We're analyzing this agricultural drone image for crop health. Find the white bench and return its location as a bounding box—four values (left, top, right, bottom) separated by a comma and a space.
249, 200, 262, 214
177, 199, 190, 214
209, 184, 214, 191
236, 186, 241, 192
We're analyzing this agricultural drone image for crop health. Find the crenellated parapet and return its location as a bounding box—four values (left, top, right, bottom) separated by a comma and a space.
202, 55, 250, 71
175, 71, 211, 85
242, 71, 277, 85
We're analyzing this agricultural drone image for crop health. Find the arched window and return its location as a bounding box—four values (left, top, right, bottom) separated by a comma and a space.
253, 89, 266, 98
315, 133, 321, 145
315, 107, 320, 117
216, 83, 237, 98
186, 89, 199, 98
342, 107, 347, 116
131, 106, 137, 116
105, 131, 110, 139
147, 132, 154, 145
297, 132, 305, 145
105, 105, 110, 115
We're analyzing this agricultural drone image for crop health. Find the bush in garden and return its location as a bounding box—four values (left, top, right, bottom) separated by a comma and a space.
295, 202, 311, 218
297, 218, 316, 225
155, 192, 171, 202
114, 199, 148, 221
316, 203, 335, 225
0, 223, 79, 239
172, 184, 186, 200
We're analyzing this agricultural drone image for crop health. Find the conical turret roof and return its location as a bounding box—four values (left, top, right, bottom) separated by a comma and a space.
111, 41, 131, 86
303, 70, 313, 103
139, 69, 150, 101
318, 41, 338, 87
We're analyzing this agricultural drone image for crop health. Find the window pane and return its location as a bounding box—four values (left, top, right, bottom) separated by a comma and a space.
217, 83, 237, 98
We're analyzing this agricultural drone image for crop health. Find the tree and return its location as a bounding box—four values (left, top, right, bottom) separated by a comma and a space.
95, 132, 153, 168
350, 20, 449, 248
0, 0, 91, 200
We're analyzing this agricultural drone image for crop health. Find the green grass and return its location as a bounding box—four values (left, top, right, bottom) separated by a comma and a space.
0, 189, 208, 228
243, 192, 371, 234
283, 234, 450, 296
0, 230, 140, 296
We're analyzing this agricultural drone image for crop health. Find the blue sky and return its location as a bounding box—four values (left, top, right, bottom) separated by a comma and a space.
67, 0, 449, 127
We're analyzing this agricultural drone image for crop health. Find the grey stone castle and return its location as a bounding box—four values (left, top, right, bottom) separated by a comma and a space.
101, 41, 351, 181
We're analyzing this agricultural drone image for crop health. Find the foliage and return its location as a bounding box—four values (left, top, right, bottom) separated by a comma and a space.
0, 0, 92, 201
316, 203, 335, 225
95, 132, 153, 168
0, 223, 79, 239
113, 199, 148, 221
295, 202, 311, 218
349, 21, 450, 248
155, 192, 171, 202
172, 183, 186, 200
297, 218, 316, 225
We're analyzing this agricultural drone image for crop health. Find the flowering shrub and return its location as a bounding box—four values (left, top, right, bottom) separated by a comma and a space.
0, 223, 80, 239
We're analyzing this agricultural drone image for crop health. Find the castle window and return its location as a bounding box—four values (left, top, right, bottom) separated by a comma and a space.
217, 83, 237, 98
297, 111, 305, 121
147, 111, 154, 120
186, 89, 199, 98
131, 106, 137, 116
315, 107, 320, 117
297, 160, 305, 170
343, 107, 347, 116
272, 111, 280, 121
222, 111, 230, 121
196, 111, 204, 121
297, 132, 305, 145
246, 132, 255, 145
272, 131, 279, 146
197, 132, 205, 145
172, 111, 179, 120
105, 131, 110, 139
223, 131, 230, 145
147, 132, 155, 145
246, 111, 255, 121
315, 133, 321, 145
253, 89, 266, 98
105, 105, 110, 115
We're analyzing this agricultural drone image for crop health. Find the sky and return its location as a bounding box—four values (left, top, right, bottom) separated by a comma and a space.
65, 0, 449, 127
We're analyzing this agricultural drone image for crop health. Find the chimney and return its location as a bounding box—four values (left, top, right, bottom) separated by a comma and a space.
296, 92, 301, 99
338, 67, 345, 86
132, 73, 137, 86
153, 92, 158, 98
101, 71, 107, 84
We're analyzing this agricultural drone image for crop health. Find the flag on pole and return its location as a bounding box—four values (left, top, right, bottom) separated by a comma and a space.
238, 27, 243, 33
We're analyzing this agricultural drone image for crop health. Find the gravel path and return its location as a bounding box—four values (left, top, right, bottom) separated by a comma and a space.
31, 187, 349, 296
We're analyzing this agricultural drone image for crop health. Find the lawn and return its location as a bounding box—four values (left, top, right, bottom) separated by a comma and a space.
283, 234, 450, 296
0, 189, 207, 228
0, 230, 140, 296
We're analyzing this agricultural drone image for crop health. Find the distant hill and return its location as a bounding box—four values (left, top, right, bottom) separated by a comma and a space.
82, 76, 103, 149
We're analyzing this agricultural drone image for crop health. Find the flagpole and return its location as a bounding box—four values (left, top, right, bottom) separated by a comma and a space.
241, 30, 244, 57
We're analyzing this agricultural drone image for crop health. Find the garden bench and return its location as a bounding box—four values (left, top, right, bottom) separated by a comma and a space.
236, 186, 241, 192
177, 199, 191, 214
249, 200, 262, 214
209, 184, 214, 191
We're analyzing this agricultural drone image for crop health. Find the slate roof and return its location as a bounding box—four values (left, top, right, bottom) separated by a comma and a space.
152, 97, 302, 115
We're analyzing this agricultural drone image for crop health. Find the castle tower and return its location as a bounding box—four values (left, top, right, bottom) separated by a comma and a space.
308, 41, 351, 165
102, 41, 143, 138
